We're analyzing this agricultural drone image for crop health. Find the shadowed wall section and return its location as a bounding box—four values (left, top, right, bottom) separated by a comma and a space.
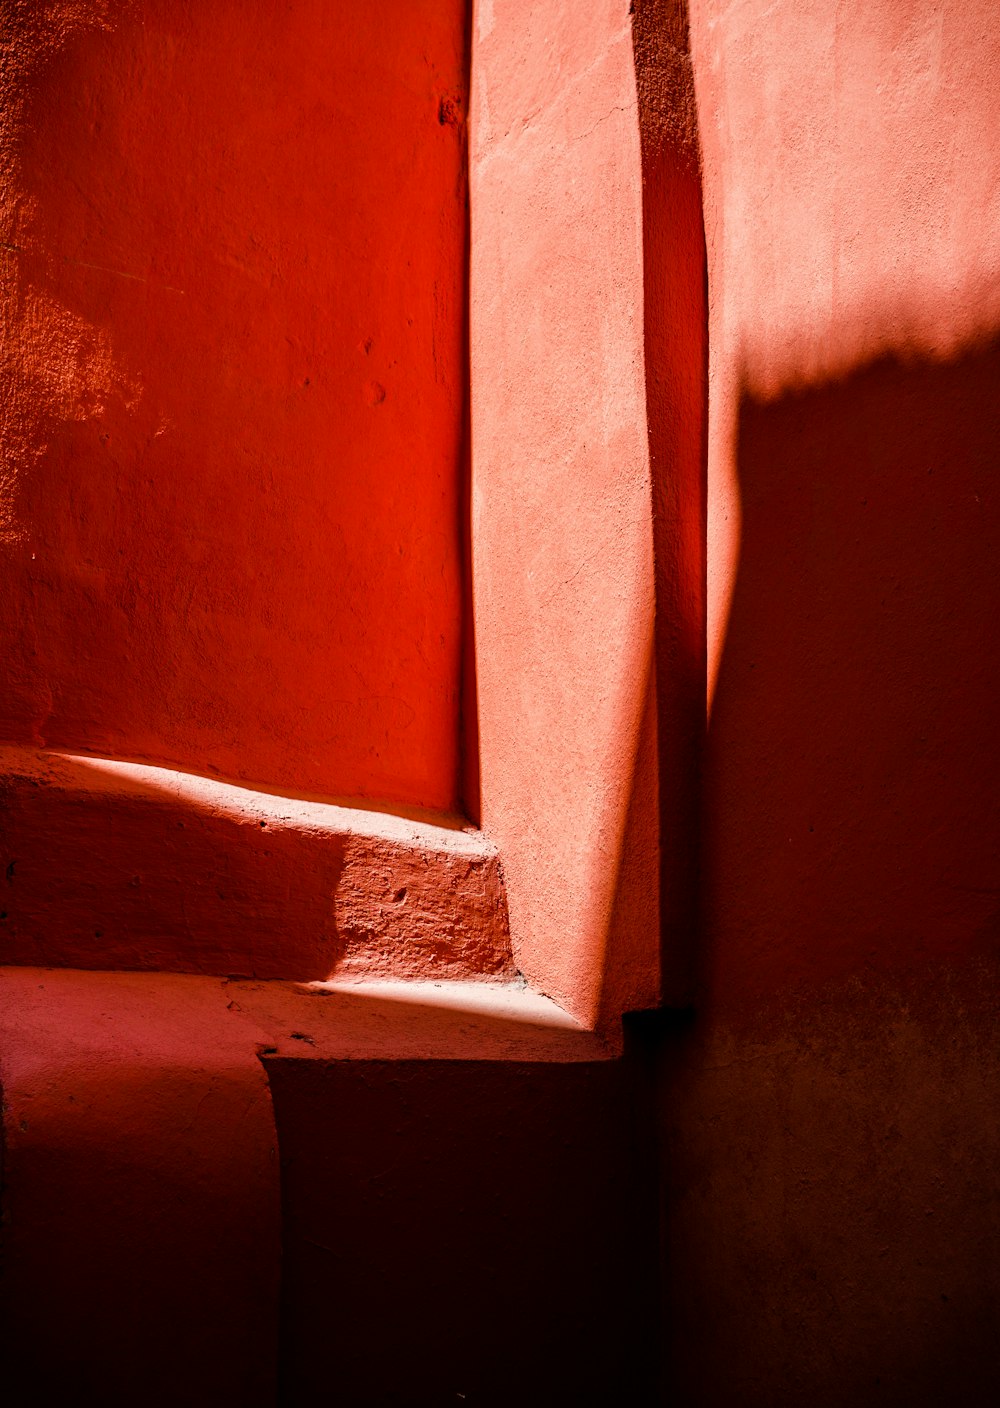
0, 968, 282, 1408
632, 0, 707, 1008
0, 747, 511, 981
660, 340, 1000, 1406
0, 0, 467, 811
265, 1012, 658, 1407
654, 1, 1000, 1401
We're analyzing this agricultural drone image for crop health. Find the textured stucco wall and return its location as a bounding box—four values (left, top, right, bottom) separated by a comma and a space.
470, 0, 662, 1027
0, 0, 467, 811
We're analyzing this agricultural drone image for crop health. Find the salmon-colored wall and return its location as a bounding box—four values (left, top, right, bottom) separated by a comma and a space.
655, 1, 1000, 1401
0, 0, 466, 811
470, 0, 662, 1028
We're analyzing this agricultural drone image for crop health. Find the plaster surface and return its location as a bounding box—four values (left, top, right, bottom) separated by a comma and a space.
470, 0, 661, 1027
651, 2, 1000, 1401
0, 0, 467, 810
0, 966, 281, 1407
0, 966, 643, 1405
268, 1028, 655, 1406
0, 746, 511, 980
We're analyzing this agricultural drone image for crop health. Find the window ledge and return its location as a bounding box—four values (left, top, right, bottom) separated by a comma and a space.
0, 746, 512, 984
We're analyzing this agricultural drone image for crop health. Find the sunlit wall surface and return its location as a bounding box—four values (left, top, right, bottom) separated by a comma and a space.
0, 0, 467, 811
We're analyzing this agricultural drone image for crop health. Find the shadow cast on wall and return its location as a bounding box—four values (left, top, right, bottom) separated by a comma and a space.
0, 751, 347, 977
266, 1046, 658, 1407
0, 748, 511, 984
660, 331, 1000, 1408
704, 332, 1000, 1009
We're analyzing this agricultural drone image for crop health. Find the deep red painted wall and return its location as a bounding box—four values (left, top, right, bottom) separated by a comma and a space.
0, 0, 466, 811
652, 1, 1000, 1402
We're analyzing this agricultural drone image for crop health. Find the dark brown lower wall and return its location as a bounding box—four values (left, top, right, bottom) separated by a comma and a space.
656, 962, 1000, 1407
268, 1053, 659, 1408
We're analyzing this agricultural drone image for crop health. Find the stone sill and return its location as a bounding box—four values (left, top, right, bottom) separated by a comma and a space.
0, 964, 628, 1405
0, 966, 611, 1068
0, 746, 512, 984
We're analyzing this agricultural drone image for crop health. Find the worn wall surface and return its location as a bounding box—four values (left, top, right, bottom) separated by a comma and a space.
0, 0, 466, 810
655, 1, 1000, 1402
3, 2, 998, 1400
470, 0, 662, 1027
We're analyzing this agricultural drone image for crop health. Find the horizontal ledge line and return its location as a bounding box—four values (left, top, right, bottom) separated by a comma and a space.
0, 746, 491, 856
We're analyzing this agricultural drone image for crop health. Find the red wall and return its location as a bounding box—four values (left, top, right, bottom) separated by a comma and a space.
0, 0, 467, 811
4, 4, 998, 1399
655, 1, 1000, 1401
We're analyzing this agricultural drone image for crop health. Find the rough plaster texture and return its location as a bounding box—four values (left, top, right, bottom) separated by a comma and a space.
659, 975, 1000, 1407
0, 0, 466, 810
3, 2, 997, 1401
0, 746, 511, 981
470, 0, 661, 1028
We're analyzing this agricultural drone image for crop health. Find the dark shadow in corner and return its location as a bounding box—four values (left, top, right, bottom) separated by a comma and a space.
458, 0, 482, 826
629, 0, 709, 1015
266, 1049, 657, 1407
